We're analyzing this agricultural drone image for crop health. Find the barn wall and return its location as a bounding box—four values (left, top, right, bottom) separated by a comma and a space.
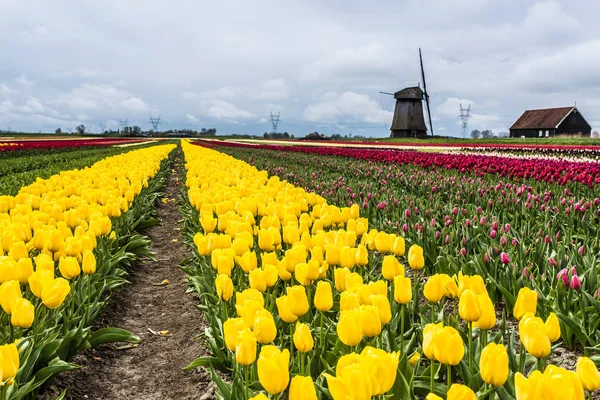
390, 100, 427, 131
557, 111, 591, 136
509, 129, 553, 138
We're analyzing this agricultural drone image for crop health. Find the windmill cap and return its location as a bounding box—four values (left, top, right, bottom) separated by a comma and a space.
394, 87, 423, 100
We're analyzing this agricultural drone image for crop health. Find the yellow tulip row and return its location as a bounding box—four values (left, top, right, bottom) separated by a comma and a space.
182, 141, 600, 400
0, 144, 174, 385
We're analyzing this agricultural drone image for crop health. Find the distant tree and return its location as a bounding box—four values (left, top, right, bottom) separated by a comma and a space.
330, 133, 342, 139
481, 129, 493, 138
496, 131, 509, 138
76, 124, 86, 135
470, 129, 481, 139
593, 130, 600, 138
55, 128, 62, 135
291, 134, 295, 139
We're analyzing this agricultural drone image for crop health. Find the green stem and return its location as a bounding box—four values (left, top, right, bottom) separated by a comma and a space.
519, 344, 526, 374
400, 304, 405, 352
9, 323, 13, 343
319, 311, 324, 349
430, 360, 435, 394
468, 322, 473, 371
245, 366, 249, 400
537, 357, 546, 372
447, 364, 451, 388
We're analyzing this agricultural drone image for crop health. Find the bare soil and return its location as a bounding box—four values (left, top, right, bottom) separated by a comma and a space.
41, 153, 211, 400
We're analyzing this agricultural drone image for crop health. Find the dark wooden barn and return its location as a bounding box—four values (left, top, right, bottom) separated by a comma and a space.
390, 87, 427, 138
509, 107, 591, 138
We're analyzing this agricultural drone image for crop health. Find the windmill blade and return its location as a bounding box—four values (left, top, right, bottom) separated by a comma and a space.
420, 48, 434, 136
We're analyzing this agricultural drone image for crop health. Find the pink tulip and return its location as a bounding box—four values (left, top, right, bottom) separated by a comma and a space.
405, 209, 411, 218
402, 223, 408, 233
465, 219, 471, 228
500, 237, 507, 246
548, 257, 558, 267
452, 207, 458, 216
490, 230, 497, 239
570, 266, 578, 276
500, 252, 510, 264
435, 231, 441, 239
522, 267, 528, 278
445, 235, 450, 244
544, 235, 550, 244
571, 275, 582, 290
430, 218, 436, 227
484, 253, 490, 264
461, 247, 467, 257
492, 221, 499, 231
578, 246, 586, 256
557, 269, 569, 286
504, 224, 510, 233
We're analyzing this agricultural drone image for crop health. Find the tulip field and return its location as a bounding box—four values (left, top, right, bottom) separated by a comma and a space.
2, 137, 600, 399
180, 139, 600, 400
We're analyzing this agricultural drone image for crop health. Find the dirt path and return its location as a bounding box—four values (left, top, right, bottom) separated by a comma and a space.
42, 152, 211, 400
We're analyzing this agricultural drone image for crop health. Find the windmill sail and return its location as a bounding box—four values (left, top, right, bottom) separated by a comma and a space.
419, 48, 434, 136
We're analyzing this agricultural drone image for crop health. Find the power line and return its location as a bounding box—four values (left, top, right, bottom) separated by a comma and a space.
118, 119, 128, 131
98, 122, 106, 132
459, 104, 471, 138
269, 111, 280, 134
149, 114, 162, 131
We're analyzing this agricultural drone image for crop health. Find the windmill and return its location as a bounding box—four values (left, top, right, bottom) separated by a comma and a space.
380, 48, 434, 138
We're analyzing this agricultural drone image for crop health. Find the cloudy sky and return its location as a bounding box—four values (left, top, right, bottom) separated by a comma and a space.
1, 0, 600, 137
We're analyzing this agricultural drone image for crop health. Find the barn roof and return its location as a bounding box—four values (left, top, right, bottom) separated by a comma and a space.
394, 87, 423, 100
510, 107, 574, 130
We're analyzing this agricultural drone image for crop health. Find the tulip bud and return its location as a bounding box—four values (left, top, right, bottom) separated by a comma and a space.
545, 312, 561, 343
576, 357, 600, 392
223, 317, 246, 351
480, 343, 509, 386
41, 278, 71, 309
433, 326, 464, 366
254, 309, 277, 344
359, 305, 382, 337
500, 252, 510, 264
287, 285, 309, 317
381, 255, 403, 281
0, 343, 19, 382
423, 322, 443, 360
549, 257, 558, 267
513, 287, 537, 320
10, 298, 34, 328
483, 253, 490, 264
215, 274, 234, 302
407, 245, 424, 270
337, 309, 362, 346
293, 322, 314, 353
459, 290, 481, 322
289, 375, 317, 400
0, 280, 22, 314
235, 329, 257, 365
571, 275, 582, 290
314, 281, 333, 312
447, 384, 477, 399
58, 256, 80, 280
394, 276, 412, 304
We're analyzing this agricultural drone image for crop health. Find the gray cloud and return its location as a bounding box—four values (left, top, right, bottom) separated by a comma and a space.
0, 0, 598, 135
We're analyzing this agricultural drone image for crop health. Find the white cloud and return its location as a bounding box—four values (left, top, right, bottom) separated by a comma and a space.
205, 100, 255, 120
14, 76, 34, 86
186, 113, 198, 122
120, 96, 148, 112
253, 78, 289, 101
303, 91, 393, 123
436, 97, 474, 119
0, 84, 16, 95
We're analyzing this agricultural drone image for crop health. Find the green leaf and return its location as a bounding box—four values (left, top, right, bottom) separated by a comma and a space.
89, 327, 141, 347
184, 356, 223, 370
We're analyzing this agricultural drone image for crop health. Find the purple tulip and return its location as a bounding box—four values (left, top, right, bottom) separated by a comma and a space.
500, 252, 510, 264
571, 275, 582, 290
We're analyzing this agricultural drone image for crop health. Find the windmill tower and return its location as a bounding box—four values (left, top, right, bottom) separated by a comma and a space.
381, 48, 434, 138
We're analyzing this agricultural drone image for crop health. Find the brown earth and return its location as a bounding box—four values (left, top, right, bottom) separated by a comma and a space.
41, 153, 212, 400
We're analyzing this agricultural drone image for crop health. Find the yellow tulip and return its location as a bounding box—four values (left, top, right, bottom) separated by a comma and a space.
249, 394, 268, 400
326, 244, 340, 266
41, 278, 70, 309
394, 276, 412, 304
293, 322, 314, 353
459, 289, 481, 322
382, 255, 403, 281
577, 357, 600, 392
426, 394, 443, 400
513, 287, 538, 320
325, 363, 374, 400
258, 229, 276, 251
257, 345, 290, 395
81, 250, 96, 275
275, 295, 298, 323
236, 299, 263, 329
278, 259, 292, 281
434, 326, 464, 366
294, 263, 311, 286
409, 352, 421, 366
200, 214, 217, 233
10, 298, 34, 328
287, 285, 309, 317
34, 253, 55, 273
355, 244, 369, 266
480, 343, 509, 386
371, 295, 392, 325
16, 258, 33, 284
254, 309, 277, 344
337, 309, 363, 346
474, 293, 496, 330
361, 347, 400, 395
262, 263, 279, 287
545, 312, 561, 343
215, 274, 234, 301
408, 244, 425, 270
314, 281, 333, 312
457, 272, 487, 295
237, 251, 257, 273
58, 256, 80, 280
249, 268, 267, 292
236, 288, 264, 308
289, 375, 317, 400
0, 280, 22, 314
306, 259, 320, 281
423, 322, 443, 360
223, 317, 246, 351
334, 268, 350, 292
339, 246, 355, 269
374, 231, 394, 253
9, 241, 28, 261
235, 329, 256, 365
28, 270, 53, 298
0, 343, 19, 382
441, 274, 458, 298
359, 305, 381, 338
447, 384, 477, 400
392, 235, 405, 256
424, 274, 445, 303
345, 272, 363, 291
0, 257, 17, 283
516, 365, 584, 400
519, 313, 551, 359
